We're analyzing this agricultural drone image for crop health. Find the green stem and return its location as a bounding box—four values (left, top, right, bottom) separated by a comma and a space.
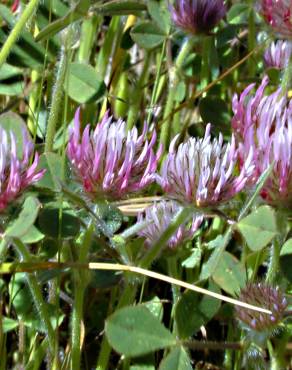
223, 322, 235, 369
167, 256, 180, 306
27, 69, 41, 137
96, 288, 117, 370
0, 237, 9, 262
13, 239, 55, 353
167, 256, 180, 335
96, 16, 120, 81
270, 331, 289, 370
160, 37, 195, 148
0, 0, 40, 68
250, 250, 262, 282
200, 36, 212, 89
96, 284, 137, 370
25, 338, 49, 370
45, 43, 68, 152
140, 207, 194, 269
126, 53, 151, 130
281, 54, 292, 91
147, 40, 166, 124
247, 2, 256, 76
71, 223, 94, 369
78, 15, 99, 63
266, 237, 281, 284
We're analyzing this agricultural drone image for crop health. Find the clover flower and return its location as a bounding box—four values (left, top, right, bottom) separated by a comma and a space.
0, 127, 44, 211
260, 0, 292, 38
263, 40, 292, 69
235, 283, 287, 332
67, 109, 162, 200
138, 200, 203, 249
156, 124, 254, 208
170, 0, 226, 35
232, 76, 292, 207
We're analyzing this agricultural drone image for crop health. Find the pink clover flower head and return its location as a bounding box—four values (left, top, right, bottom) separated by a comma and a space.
137, 200, 203, 249
156, 124, 254, 208
170, 0, 226, 35
260, 0, 292, 38
67, 109, 162, 200
232, 76, 292, 207
263, 40, 292, 69
235, 283, 287, 332
0, 127, 44, 212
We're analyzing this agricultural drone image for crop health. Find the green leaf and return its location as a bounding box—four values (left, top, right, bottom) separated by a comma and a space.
42, 0, 69, 17
0, 63, 22, 80
38, 207, 80, 239
174, 81, 186, 103
181, 248, 201, 268
23, 304, 64, 332
280, 238, 292, 282
96, 202, 123, 235
89, 269, 120, 289
143, 296, 163, 320
9, 273, 32, 317
2, 317, 18, 333
97, 0, 147, 15
5, 197, 41, 239
236, 205, 278, 251
131, 366, 155, 370
130, 21, 165, 49
206, 235, 225, 250
199, 96, 230, 133
39, 238, 59, 259
21, 226, 44, 244
266, 67, 281, 84
212, 252, 246, 296
0, 5, 53, 64
216, 25, 239, 48
0, 29, 41, 68
35, 0, 89, 41
0, 81, 24, 96
36, 152, 64, 191
280, 238, 292, 256
227, 4, 249, 24
159, 347, 192, 370
64, 62, 106, 103
0, 111, 31, 157
147, 1, 171, 34
175, 281, 221, 338
105, 305, 176, 357
200, 231, 230, 280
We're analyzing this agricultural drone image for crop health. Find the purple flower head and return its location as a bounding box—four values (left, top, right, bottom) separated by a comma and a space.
232, 77, 292, 207
156, 124, 254, 208
138, 200, 203, 249
67, 109, 162, 200
235, 283, 287, 332
170, 0, 226, 35
0, 127, 44, 212
264, 40, 292, 69
260, 0, 292, 39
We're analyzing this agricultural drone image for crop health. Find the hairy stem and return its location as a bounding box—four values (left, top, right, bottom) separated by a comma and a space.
45, 43, 67, 152
266, 237, 281, 284
13, 239, 55, 353
71, 223, 94, 369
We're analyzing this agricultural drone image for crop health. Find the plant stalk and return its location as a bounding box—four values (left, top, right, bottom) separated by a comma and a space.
13, 239, 55, 353
71, 223, 94, 369
45, 42, 68, 152
0, 0, 40, 68
160, 37, 195, 148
